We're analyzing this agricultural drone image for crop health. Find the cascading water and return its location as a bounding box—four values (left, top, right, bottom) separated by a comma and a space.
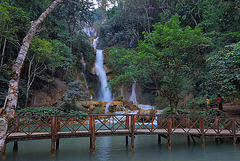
105, 102, 111, 113
129, 82, 138, 104
83, 26, 97, 37
93, 38, 112, 102
81, 53, 88, 89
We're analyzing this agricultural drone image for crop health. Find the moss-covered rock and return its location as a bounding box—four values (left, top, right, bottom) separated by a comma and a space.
106, 101, 125, 113
137, 109, 157, 115
137, 109, 157, 122
114, 96, 123, 101
75, 101, 126, 114
121, 100, 138, 111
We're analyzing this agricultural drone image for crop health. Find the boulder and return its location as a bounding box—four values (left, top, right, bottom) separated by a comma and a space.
121, 100, 138, 111
137, 109, 157, 122
75, 101, 126, 114
114, 96, 123, 101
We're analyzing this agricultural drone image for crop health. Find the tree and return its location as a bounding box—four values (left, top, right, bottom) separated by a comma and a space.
198, 0, 240, 47
61, 81, 89, 112
99, 0, 171, 48
0, 2, 30, 67
61, 0, 94, 48
24, 37, 73, 107
0, 0, 63, 156
203, 42, 240, 97
109, 15, 210, 113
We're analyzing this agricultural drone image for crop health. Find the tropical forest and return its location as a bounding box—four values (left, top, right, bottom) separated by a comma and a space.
0, 0, 240, 160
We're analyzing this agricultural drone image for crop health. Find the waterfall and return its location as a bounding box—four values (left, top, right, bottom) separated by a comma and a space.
81, 54, 88, 89
93, 38, 112, 102
129, 82, 138, 104
105, 102, 111, 113
83, 26, 97, 37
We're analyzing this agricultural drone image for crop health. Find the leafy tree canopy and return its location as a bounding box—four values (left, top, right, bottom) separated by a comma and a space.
109, 14, 210, 112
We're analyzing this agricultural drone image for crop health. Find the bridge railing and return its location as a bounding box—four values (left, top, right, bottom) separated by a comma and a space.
7, 114, 240, 137
55, 115, 90, 134
7, 116, 52, 137
92, 114, 130, 133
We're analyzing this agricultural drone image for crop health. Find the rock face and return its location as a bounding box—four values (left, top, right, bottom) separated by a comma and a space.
29, 79, 67, 107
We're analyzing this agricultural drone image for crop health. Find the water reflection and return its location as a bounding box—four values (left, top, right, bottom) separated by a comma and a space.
5, 135, 240, 161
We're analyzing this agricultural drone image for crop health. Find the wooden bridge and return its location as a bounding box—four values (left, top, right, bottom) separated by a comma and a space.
4, 114, 240, 155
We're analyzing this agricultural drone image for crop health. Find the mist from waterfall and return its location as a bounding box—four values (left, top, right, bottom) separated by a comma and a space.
93, 38, 112, 102
129, 82, 138, 104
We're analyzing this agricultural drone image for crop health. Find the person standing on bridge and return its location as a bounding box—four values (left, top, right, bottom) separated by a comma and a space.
217, 94, 223, 110
206, 96, 210, 110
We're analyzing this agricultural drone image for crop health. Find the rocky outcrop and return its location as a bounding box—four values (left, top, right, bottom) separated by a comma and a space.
137, 109, 157, 122
121, 100, 138, 111
75, 100, 138, 114
29, 79, 67, 107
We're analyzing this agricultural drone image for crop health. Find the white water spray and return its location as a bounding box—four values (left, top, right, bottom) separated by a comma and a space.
105, 102, 111, 113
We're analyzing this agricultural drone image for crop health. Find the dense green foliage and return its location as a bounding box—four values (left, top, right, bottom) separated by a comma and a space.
1, 0, 240, 115
62, 81, 89, 102
101, 0, 240, 112
204, 42, 240, 97
61, 81, 89, 112
99, 0, 240, 49
109, 15, 210, 112
162, 107, 225, 117
0, 0, 96, 108
16, 106, 86, 116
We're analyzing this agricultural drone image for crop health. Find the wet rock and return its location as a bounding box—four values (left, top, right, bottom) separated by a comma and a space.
114, 96, 123, 101
121, 100, 138, 111
137, 109, 157, 122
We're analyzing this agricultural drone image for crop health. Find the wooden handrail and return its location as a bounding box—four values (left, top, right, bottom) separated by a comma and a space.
6, 114, 240, 138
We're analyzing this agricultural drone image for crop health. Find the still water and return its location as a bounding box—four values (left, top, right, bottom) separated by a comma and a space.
5, 135, 240, 161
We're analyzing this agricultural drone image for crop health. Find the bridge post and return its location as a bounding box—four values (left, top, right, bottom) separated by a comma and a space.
232, 119, 236, 146
200, 118, 205, 148
167, 117, 172, 150
158, 134, 161, 145
187, 135, 190, 145
215, 118, 219, 134
157, 116, 161, 145
125, 115, 129, 146
186, 116, 190, 145
50, 116, 56, 156
13, 117, 19, 152
56, 117, 60, 150
130, 115, 135, 151
186, 117, 190, 128
90, 115, 96, 154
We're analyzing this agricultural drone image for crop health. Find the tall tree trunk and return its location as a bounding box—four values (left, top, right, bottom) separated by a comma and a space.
0, 38, 7, 67
0, 0, 63, 156
174, 101, 178, 114
25, 58, 33, 108
170, 100, 174, 114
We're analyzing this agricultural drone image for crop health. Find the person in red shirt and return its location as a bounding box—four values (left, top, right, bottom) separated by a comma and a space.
217, 94, 223, 110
